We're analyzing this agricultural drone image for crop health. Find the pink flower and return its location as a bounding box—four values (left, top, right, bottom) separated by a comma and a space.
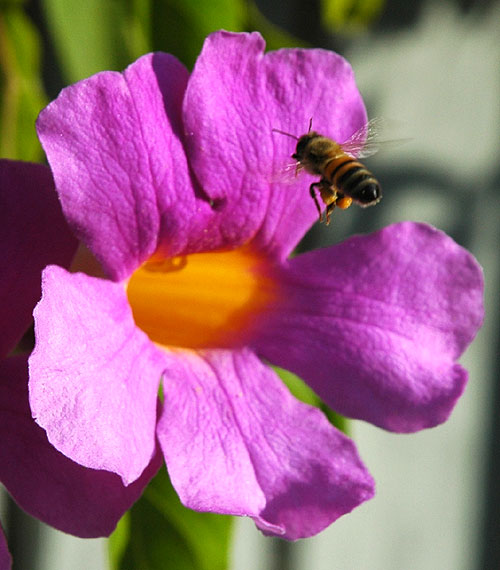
0, 160, 161, 541
28, 31, 483, 539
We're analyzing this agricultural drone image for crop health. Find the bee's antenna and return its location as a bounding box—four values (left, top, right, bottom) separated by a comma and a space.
307, 117, 313, 133
272, 128, 298, 141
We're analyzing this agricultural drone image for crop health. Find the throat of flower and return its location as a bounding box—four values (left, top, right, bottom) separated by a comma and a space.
126, 247, 276, 349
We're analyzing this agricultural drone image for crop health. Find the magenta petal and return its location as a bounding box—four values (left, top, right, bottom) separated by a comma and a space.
36, 54, 196, 280
0, 160, 77, 358
29, 266, 166, 484
0, 526, 10, 570
184, 31, 367, 258
253, 222, 484, 432
157, 348, 374, 539
1, 355, 161, 537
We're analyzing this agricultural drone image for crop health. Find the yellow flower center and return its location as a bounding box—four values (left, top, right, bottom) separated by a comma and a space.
126, 247, 276, 349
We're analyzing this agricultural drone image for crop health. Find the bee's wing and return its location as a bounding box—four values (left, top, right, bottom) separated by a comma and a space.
339, 118, 383, 158
340, 118, 410, 159
341, 140, 381, 159
269, 158, 304, 185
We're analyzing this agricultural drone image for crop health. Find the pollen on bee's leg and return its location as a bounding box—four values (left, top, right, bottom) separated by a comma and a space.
336, 196, 353, 210
126, 247, 277, 349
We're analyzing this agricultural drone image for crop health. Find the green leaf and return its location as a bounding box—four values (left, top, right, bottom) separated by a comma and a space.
108, 514, 130, 569
274, 366, 350, 435
320, 402, 351, 435
40, 0, 139, 82
151, 0, 246, 69
0, 6, 47, 160
320, 0, 385, 33
109, 467, 233, 570
274, 366, 320, 407
120, 0, 153, 60
246, 2, 308, 51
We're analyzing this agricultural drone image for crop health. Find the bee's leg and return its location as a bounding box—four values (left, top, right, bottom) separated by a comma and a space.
309, 182, 323, 222
325, 202, 336, 225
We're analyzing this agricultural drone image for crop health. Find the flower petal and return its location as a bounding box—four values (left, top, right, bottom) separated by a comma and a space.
0, 526, 10, 570
157, 348, 374, 539
253, 222, 484, 432
183, 30, 367, 258
29, 266, 166, 484
36, 53, 210, 280
0, 355, 161, 537
0, 160, 77, 358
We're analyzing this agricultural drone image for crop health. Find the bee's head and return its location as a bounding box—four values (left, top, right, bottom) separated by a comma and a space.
292, 132, 320, 161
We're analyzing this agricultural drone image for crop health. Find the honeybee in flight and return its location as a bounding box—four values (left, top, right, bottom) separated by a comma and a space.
274, 119, 384, 225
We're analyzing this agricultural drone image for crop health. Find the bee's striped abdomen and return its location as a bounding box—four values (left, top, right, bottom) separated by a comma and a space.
324, 154, 352, 182
325, 154, 381, 206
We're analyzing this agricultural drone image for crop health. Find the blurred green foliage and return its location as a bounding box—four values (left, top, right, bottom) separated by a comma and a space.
151, 0, 245, 69
109, 466, 233, 570
0, 2, 47, 160
0, 0, 387, 162
42, 0, 136, 81
321, 0, 384, 33
0, 0, 306, 161
275, 366, 350, 435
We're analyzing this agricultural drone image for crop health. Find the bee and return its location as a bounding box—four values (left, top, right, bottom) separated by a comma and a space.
274, 119, 384, 225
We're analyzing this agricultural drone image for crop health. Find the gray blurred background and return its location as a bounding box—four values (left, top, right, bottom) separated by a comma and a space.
232, 2, 499, 569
